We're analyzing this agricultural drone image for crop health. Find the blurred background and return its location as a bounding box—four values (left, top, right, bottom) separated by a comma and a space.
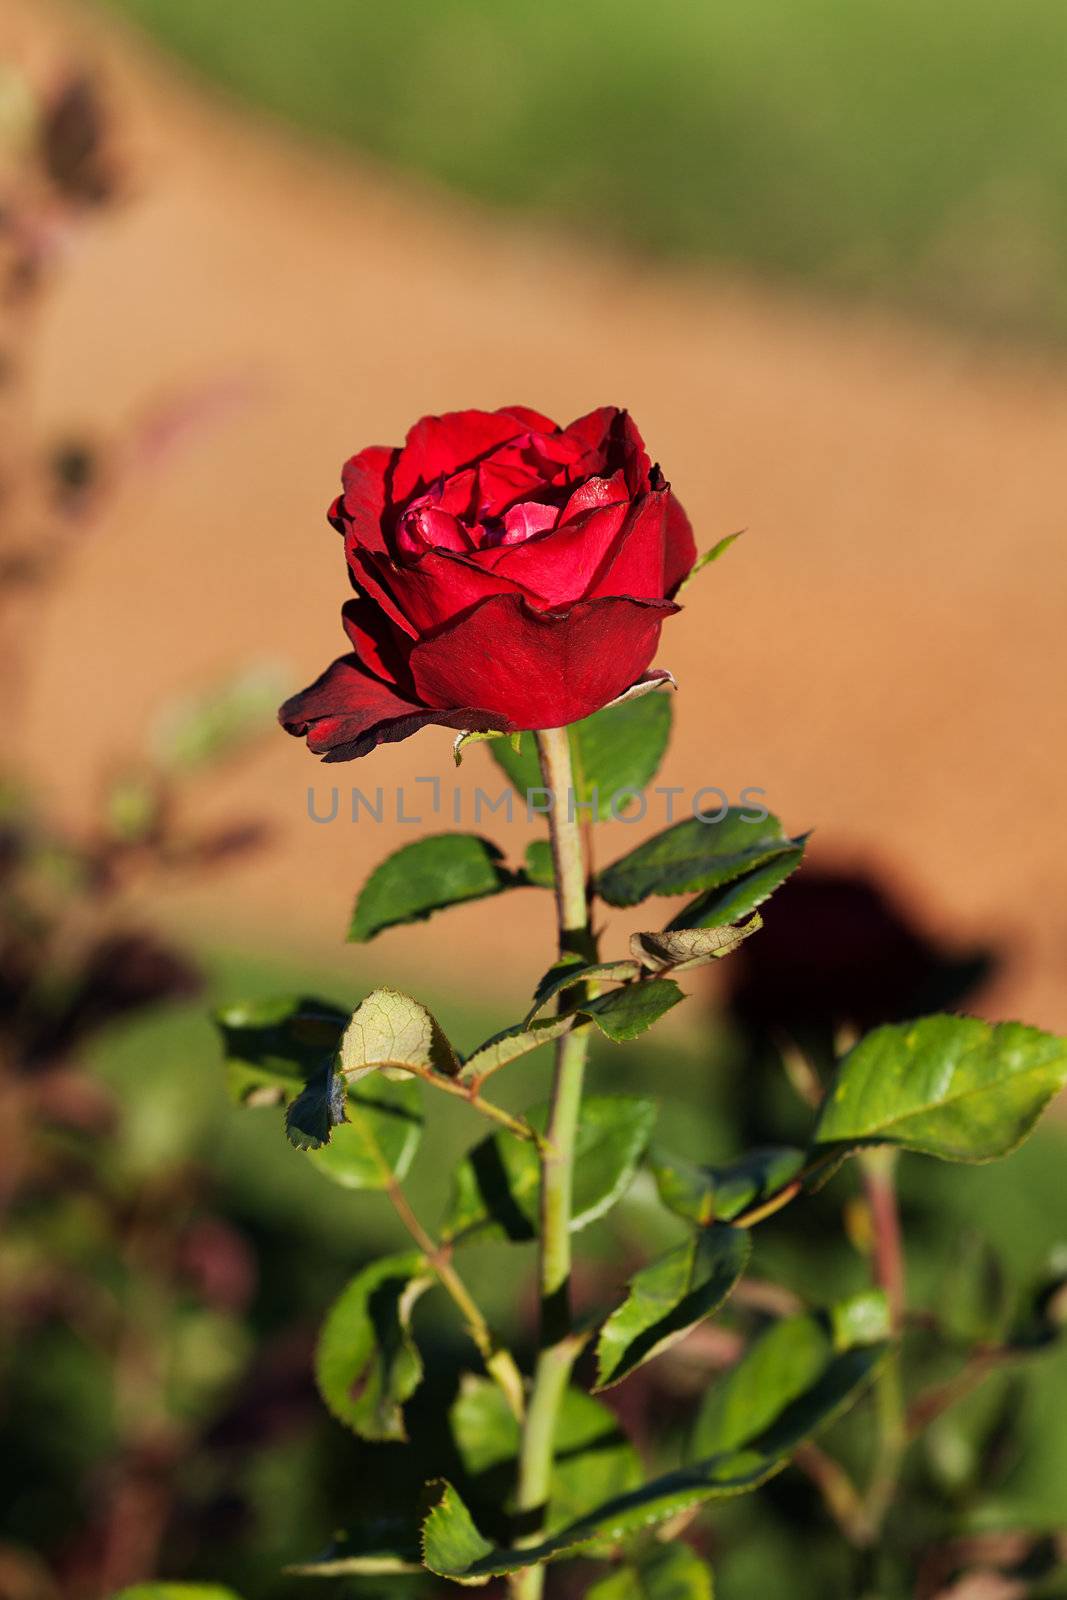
1, 0, 1065, 1596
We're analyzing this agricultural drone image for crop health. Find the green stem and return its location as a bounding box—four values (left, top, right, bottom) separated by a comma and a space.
511, 727, 595, 1600
860, 1148, 907, 1538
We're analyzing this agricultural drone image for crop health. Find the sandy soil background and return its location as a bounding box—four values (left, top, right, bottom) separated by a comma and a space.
7, 0, 1066, 1029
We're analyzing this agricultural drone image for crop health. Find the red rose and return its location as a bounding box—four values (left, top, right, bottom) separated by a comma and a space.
280, 405, 696, 760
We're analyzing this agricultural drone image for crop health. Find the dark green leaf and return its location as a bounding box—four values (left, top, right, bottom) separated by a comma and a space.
666, 847, 806, 931
813, 1015, 1067, 1161
587, 1545, 714, 1600
690, 1291, 889, 1460
286, 1513, 423, 1578
596, 808, 803, 908
349, 834, 518, 942
445, 1096, 657, 1243
490, 693, 673, 821
630, 915, 761, 973
583, 979, 684, 1042
595, 1224, 751, 1389
285, 1061, 348, 1150
459, 1012, 577, 1083
308, 1073, 423, 1189
315, 1251, 431, 1442
216, 994, 347, 1104
526, 957, 641, 1024
421, 1294, 885, 1581
449, 1378, 641, 1546
650, 1145, 806, 1226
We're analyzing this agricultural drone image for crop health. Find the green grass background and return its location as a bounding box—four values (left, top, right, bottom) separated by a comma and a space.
102, 0, 1067, 339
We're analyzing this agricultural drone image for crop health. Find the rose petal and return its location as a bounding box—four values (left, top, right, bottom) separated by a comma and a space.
279, 653, 510, 762
485, 499, 630, 604
341, 597, 413, 687
395, 505, 475, 557
329, 445, 396, 554
395, 548, 540, 632
498, 500, 560, 545
409, 592, 677, 730
558, 469, 630, 525
585, 494, 667, 602
393, 409, 531, 502
663, 491, 698, 596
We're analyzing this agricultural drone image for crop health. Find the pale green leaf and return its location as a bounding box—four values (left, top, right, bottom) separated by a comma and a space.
630, 915, 761, 973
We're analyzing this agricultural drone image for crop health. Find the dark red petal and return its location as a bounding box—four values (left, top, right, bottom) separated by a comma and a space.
346, 547, 419, 639
557, 407, 648, 491
486, 499, 630, 605
409, 593, 678, 731
331, 445, 397, 554
663, 491, 698, 596
393, 410, 530, 502
279, 653, 510, 762
395, 548, 540, 632
341, 596, 413, 687
585, 493, 667, 602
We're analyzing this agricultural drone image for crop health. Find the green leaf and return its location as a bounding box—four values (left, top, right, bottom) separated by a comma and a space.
285, 1061, 348, 1150
315, 1252, 432, 1442
338, 987, 458, 1081
490, 694, 673, 821
285, 1516, 423, 1576
666, 847, 806, 931
813, 1015, 1067, 1162
459, 1012, 579, 1083
596, 808, 802, 909
630, 915, 761, 973
583, 979, 684, 1042
308, 1074, 423, 1189
421, 1292, 885, 1582
459, 981, 681, 1082
522, 837, 555, 887
587, 1545, 714, 1600
349, 834, 518, 942
445, 1096, 658, 1243
216, 994, 347, 1105
113, 1589, 244, 1600
674, 530, 744, 597
449, 1378, 641, 1547
690, 1290, 890, 1460
594, 1224, 751, 1389
650, 1145, 806, 1226
525, 957, 642, 1023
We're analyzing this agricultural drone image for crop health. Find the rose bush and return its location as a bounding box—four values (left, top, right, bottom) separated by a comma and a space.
280, 405, 696, 759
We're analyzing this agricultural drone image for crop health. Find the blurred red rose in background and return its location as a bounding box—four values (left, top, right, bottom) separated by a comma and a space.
280, 405, 695, 759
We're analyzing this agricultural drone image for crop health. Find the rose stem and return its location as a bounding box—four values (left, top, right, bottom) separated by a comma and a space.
860, 1146, 907, 1536
511, 726, 596, 1598
385, 1176, 525, 1422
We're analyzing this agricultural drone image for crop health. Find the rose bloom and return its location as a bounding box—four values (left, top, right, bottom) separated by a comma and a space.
280, 406, 696, 760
